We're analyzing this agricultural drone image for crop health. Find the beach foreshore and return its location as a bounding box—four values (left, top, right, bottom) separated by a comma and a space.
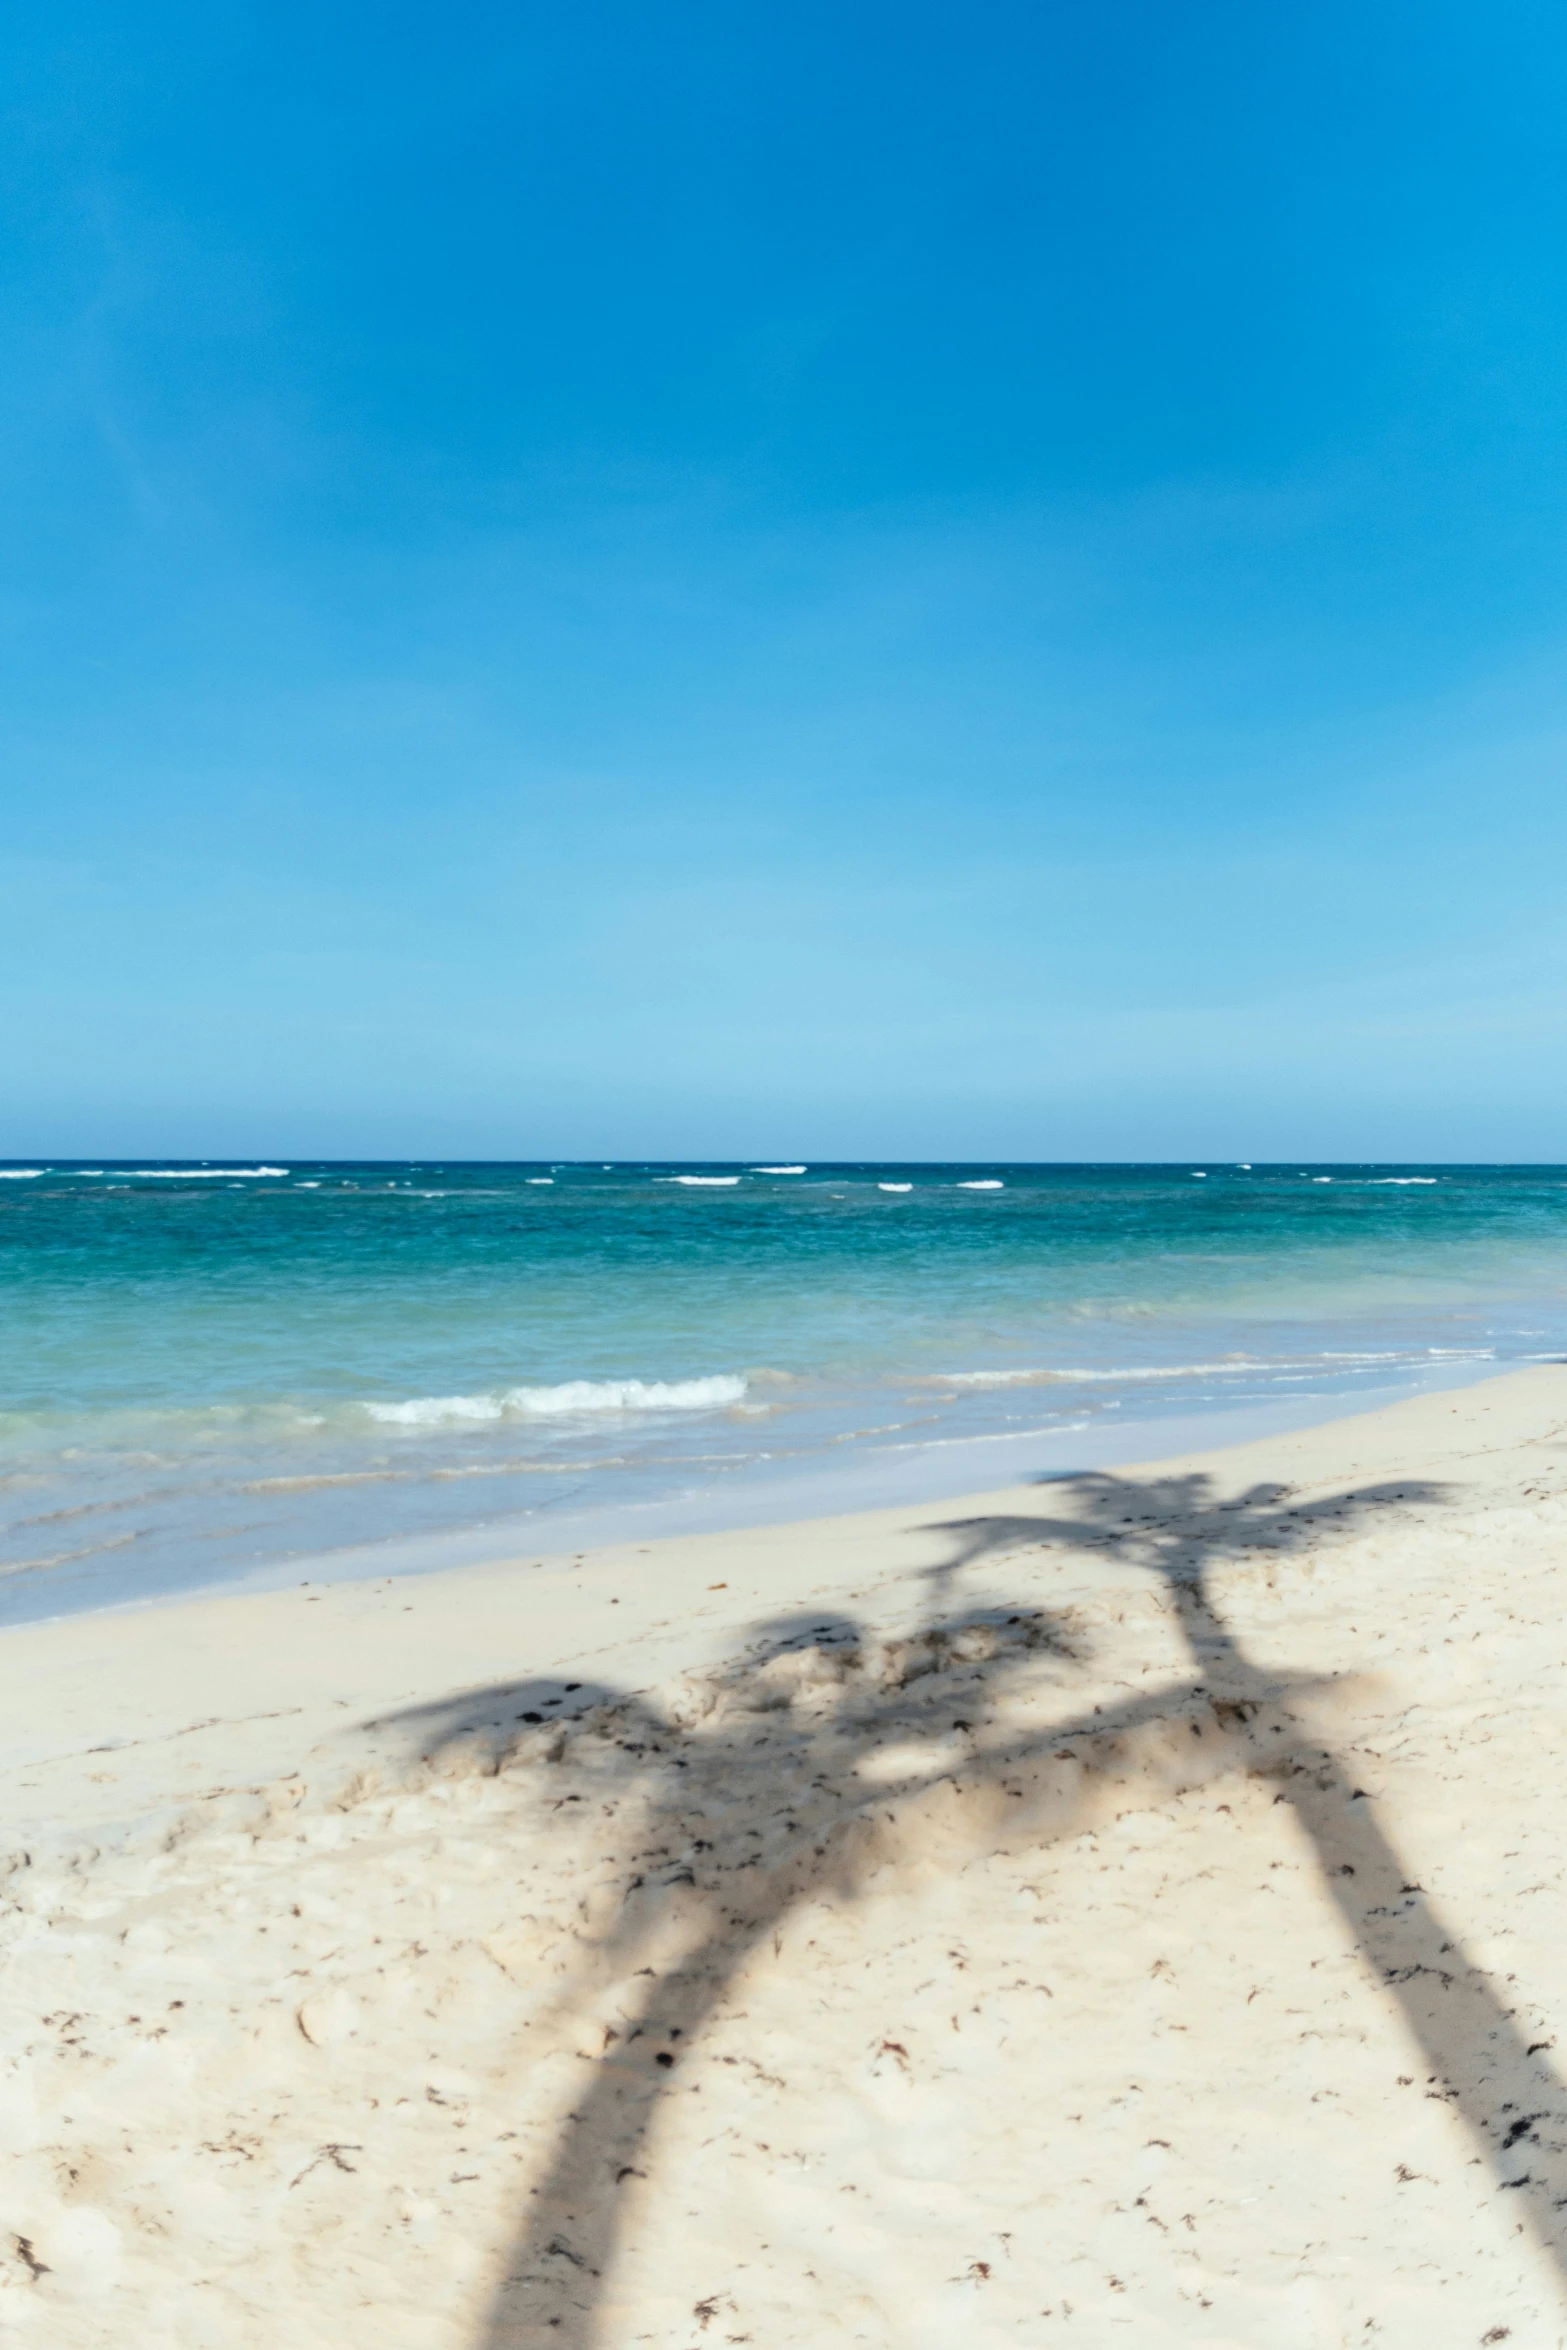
5, 1368, 1567, 2342
0, 1356, 1511, 1632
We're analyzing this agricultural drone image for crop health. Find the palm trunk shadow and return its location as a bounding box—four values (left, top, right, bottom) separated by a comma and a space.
483, 1925, 768, 2345
1289, 1763, 1567, 2210
1158, 1563, 1567, 2253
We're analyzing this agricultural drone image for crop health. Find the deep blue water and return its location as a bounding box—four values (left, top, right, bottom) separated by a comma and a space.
3, 1160, 1565, 1616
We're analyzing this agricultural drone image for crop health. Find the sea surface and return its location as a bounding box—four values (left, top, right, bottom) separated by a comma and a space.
3, 1160, 1565, 1622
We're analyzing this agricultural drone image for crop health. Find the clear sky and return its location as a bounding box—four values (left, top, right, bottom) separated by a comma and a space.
5, 1, 1567, 1160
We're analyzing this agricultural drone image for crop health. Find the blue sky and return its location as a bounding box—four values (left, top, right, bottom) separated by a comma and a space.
6, 0, 1567, 1158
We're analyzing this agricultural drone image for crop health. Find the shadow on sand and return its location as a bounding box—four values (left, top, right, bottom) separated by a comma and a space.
388, 1469, 1567, 2343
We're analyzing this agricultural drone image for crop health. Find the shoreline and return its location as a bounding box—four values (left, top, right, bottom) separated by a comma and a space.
0, 1349, 1521, 1633
6, 1365, 1567, 2340
0, 1359, 1547, 1855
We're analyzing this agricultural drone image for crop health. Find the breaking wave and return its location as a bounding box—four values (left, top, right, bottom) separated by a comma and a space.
364, 1374, 748, 1426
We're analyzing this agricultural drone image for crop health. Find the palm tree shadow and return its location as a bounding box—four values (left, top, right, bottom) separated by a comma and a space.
933, 1472, 1567, 2275
404, 1469, 1567, 2345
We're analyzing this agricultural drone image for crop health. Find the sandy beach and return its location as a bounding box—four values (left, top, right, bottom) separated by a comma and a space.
5, 1367, 1567, 2345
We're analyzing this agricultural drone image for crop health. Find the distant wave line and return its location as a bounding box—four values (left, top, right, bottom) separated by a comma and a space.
932, 1347, 1496, 1387
103, 1167, 290, 1179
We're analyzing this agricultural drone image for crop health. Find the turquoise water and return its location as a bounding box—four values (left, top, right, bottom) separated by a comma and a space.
3, 1160, 1565, 1619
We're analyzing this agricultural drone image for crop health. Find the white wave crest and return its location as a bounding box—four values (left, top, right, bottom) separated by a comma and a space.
957, 1179, 1004, 1190
365, 1374, 748, 1426
526, 1177, 554, 1185
0, 1169, 43, 1178
878, 1182, 912, 1192
753, 1165, 806, 1174
661, 1175, 741, 1186
365, 1395, 504, 1425
1366, 1176, 1439, 1185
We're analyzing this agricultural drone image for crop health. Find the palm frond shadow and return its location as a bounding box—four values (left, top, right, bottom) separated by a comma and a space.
403, 1470, 1567, 2345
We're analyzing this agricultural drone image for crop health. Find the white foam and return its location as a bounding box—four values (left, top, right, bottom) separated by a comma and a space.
1313, 1176, 1333, 1183
0, 1170, 43, 1179
526, 1177, 554, 1185
365, 1394, 505, 1425
1366, 1176, 1439, 1185
661, 1175, 741, 1187
365, 1374, 748, 1426
516, 1375, 747, 1415
753, 1165, 807, 1174
1192, 1171, 1207, 1178
878, 1182, 913, 1192
957, 1179, 1004, 1190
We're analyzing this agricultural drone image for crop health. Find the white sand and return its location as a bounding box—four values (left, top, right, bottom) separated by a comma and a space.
4, 1369, 1567, 2346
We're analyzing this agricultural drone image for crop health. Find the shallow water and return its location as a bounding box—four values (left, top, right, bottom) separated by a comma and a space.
2, 1160, 1564, 1617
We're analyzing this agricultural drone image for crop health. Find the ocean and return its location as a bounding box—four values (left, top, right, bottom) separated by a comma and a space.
3, 1160, 1564, 1622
